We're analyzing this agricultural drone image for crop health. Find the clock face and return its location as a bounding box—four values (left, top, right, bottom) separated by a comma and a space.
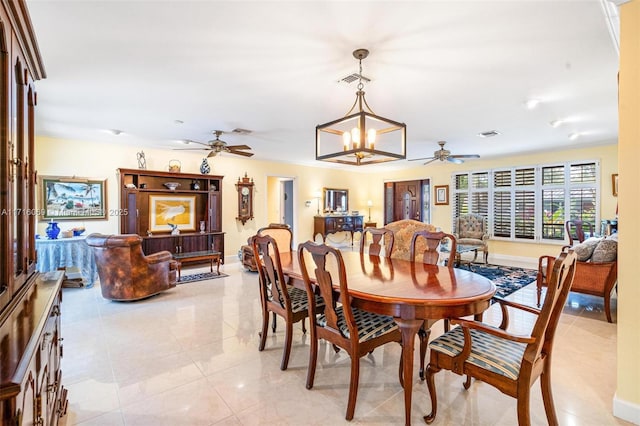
241, 186, 250, 196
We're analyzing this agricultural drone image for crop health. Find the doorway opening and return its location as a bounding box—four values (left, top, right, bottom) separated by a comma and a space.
266, 176, 296, 241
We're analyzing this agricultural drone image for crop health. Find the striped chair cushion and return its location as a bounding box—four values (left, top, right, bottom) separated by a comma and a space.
317, 306, 398, 342
429, 326, 526, 380
269, 285, 324, 313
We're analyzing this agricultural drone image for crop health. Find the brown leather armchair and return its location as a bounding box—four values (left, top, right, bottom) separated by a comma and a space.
86, 233, 177, 301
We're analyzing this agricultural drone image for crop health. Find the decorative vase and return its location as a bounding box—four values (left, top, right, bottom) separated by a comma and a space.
200, 158, 210, 174
45, 221, 60, 239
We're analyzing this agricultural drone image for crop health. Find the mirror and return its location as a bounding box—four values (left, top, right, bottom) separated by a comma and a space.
323, 188, 349, 213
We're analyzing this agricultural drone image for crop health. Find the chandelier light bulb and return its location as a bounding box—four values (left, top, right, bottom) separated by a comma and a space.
367, 128, 376, 148
342, 132, 351, 149
351, 127, 360, 148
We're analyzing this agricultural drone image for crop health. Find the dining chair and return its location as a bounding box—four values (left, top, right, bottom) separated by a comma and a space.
409, 230, 457, 266
297, 241, 403, 421
251, 234, 324, 370
424, 250, 577, 425
565, 219, 595, 246
359, 227, 394, 257
409, 230, 457, 380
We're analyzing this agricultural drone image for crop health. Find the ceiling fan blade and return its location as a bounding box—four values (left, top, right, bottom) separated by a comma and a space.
450, 154, 481, 159
408, 156, 435, 162
228, 150, 254, 157
225, 144, 251, 150
173, 147, 212, 151
423, 158, 439, 165
447, 157, 464, 164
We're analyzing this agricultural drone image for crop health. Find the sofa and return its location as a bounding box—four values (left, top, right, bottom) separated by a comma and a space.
537, 234, 618, 322
384, 219, 437, 261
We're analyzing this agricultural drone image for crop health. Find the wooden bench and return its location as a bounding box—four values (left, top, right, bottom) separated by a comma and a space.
172, 250, 221, 280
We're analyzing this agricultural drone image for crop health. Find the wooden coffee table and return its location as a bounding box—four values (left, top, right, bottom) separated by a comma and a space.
172, 250, 221, 280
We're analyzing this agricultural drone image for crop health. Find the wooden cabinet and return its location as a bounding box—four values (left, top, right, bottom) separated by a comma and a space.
118, 169, 225, 259
0, 2, 67, 425
1, 272, 67, 426
314, 215, 364, 245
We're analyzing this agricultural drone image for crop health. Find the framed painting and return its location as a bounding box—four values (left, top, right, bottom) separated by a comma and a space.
434, 185, 449, 206
612, 173, 618, 196
149, 195, 196, 232
39, 176, 107, 220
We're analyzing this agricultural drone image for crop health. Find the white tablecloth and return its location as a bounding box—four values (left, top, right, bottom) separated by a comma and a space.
35, 236, 97, 287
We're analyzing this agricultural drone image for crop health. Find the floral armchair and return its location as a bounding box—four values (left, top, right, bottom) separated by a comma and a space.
384, 219, 437, 261
453, 213, 489, 264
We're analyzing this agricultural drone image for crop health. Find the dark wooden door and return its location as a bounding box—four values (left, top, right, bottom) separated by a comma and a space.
384, 180, 430, 224
394, 180, 422, 221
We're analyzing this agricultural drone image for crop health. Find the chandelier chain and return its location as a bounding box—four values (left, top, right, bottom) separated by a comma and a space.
357, 58, 364, 91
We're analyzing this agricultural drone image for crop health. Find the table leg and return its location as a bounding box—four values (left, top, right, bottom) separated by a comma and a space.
394, 317, 423, 426
177, 262, 182, 281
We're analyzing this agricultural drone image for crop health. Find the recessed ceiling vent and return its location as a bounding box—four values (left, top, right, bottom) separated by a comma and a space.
478, 130, 500, 138
338, 73, 371, 84
232, 128, 252, 135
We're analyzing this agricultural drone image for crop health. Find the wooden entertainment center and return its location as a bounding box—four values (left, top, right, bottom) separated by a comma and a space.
0, 2, 68, 424
117, 168, 225, 258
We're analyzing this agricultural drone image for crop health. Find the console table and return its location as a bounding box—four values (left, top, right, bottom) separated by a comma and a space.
35, 236, 97, 287
314, 215, 363, 245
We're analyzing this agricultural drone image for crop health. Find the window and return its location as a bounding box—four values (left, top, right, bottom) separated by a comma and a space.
453, 161, 599, 242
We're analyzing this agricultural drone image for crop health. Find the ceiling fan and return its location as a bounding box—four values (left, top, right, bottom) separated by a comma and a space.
175, 130, 254, 158
409, 141, 480, 165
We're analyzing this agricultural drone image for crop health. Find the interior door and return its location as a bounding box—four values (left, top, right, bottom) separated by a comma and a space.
395, 180, 421, 221
384, 179, 431, 224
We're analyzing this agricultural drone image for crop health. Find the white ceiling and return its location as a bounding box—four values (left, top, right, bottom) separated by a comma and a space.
26, 0, 620, 171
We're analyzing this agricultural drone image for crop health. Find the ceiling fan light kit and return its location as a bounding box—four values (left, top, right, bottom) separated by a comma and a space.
316, 48, 406, 166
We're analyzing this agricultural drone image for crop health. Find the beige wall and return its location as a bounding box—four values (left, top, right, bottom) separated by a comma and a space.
35, 136, 373, 258
616, 0, 640, 423
366, 143, 618, 261
36, 136, 617, 265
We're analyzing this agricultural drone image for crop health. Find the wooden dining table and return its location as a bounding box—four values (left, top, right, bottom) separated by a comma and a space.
279, 250, 496, 425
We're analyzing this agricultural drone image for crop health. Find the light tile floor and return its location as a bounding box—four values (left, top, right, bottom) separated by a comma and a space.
59, 258, 627, 426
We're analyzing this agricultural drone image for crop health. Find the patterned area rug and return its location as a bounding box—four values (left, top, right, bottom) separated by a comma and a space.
177, 271, 228, 284
458, 264, 538, 298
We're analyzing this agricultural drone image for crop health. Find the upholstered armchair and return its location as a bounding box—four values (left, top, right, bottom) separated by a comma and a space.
241, 223, 292, 271
384, 219, 437, 261
453, 213, 489, 263
86, 233, 177, 301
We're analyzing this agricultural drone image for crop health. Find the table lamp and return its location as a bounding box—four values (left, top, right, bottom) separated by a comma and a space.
367, 200, 373, 222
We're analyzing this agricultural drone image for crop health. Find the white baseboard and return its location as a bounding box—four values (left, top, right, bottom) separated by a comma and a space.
485, 253, 538, 269
613, 393, 640, 425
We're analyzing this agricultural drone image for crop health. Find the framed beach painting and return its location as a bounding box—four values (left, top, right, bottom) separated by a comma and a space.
149, 195, 196, 232
39, 176, 107, 220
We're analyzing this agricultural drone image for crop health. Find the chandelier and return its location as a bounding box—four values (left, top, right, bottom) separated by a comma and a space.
316, 48, 406, 166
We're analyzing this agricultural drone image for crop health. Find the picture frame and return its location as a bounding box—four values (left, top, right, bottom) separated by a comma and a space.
149, 194, 196, 232
612, 173, 618, 197
39, 176, 107, 220
434, 185, 449, 205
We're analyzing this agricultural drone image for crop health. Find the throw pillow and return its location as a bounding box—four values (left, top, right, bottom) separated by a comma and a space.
591, 238, 618, 263
572, 237, 601, 262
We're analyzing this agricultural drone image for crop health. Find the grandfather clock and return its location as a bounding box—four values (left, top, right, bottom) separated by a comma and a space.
236, 173, 254, 225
